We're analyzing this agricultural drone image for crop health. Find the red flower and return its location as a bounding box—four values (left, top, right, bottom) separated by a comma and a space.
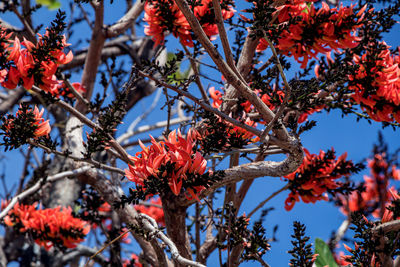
144, 0, 235, 47
123, 253, 143, 267
209, 86, 322, 125
0, 28, 73, 95
4, 203, 90, 250
3, 105, 51, 139
31, 106, 51, 138
348, 44, 400, 124
135, 197, 165, 226
257, 1, 365, 68
125, 129, 207, 199
340, 153, 400, 219
56, 81, 86, 98
284, 148, 355, 211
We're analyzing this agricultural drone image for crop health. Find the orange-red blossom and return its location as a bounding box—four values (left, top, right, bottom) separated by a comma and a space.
210, 86, 322, 125
349, 44, 400, 124
284, 148, 352, 211
340, 153, 400, 220
135, 197, 165, 226
4, 203, 90, 250
257, 1, 366, 68
144, 0, 235, 47
125, 129, 207, 199
0, 27, 76, 97
4, 105, 51, 139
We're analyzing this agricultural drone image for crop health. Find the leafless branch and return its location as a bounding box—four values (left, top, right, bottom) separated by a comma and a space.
0, 166, 91, 220
137, 71, 263, 137
78, 1, 105, 111
106, 0, 145, 38
138, 214, 206, 267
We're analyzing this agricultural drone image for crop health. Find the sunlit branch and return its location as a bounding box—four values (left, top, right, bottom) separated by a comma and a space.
180, 142, 303, 206
106, 0, 145, 38
117, 117, 191, 144
138, 214, 207, 267
0, 166, 92, 220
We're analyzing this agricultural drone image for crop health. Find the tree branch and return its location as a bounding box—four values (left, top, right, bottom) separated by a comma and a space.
78, 1, 105, 111
105, 0, 145, 38
0, 166, 91, 220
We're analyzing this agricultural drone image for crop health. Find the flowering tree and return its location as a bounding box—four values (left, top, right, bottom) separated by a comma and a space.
0, 0, 399, 266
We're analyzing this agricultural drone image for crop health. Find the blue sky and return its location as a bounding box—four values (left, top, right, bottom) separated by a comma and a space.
1, 0, 400, 266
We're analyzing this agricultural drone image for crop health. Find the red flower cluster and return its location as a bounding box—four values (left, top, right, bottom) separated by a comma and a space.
257, 1, 366, 68
349, 44, 400, 124
210, 86, 322, 125
340, 153, 400, 219
123, 253, 143, 267
284, 148, 355, 211
144, 0, 235, 47
125, 129, 207, 199
3, 105, 51, 139
0, 28, 73, 94
55, 81, 86, 98
135, 197, 165, 226
4, 203, 90, 250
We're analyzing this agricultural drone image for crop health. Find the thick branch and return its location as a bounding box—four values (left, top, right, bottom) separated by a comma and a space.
105, 0, 145, 37
181, 137, 303, 206
78, 1, 105, 111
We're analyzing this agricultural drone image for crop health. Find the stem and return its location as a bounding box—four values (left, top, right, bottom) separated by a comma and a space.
248, 184, 289, 217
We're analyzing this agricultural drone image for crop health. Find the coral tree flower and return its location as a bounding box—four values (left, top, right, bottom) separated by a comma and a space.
123, 253, 143, 267
144, 0, 235, 47
4, 105, 51, 139
340, 153, 400, 219
31, 106, 51, 138
56, 81, 86, 98
257, 1, 366, 68
209, 87, 321, 125
284, 148, 355, 211
4, 203, 90, 250
135, 197, 165, 226
0, 27, 73, 96
125, 129, 207, 199
349, 44, 400, 124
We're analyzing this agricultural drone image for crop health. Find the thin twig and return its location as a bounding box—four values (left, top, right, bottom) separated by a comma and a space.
260, 32, 292, 141
117, 117, 191, 144
137, 71, 263, 137
29, 140, 125, 175
126, 87, 162, 135
211, 0, 245, 84
182, 45, 210, 104
85, 229, 131, 267
246, 184, 289, 218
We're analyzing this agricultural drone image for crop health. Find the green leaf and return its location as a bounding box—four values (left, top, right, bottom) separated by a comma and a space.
314, 238, 339, 267
166, 52, 192, 85
36, 0, 61, 10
